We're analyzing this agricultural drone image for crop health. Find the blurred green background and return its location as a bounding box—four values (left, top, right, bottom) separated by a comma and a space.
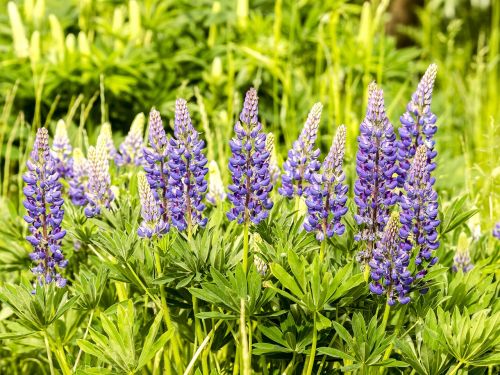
0, 0, 498, 230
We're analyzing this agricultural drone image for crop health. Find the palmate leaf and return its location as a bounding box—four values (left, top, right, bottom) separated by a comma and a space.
439, 195, 478, 235
0, 283, 78, 333
396, 335, 451, 375
77, 300, 172, 373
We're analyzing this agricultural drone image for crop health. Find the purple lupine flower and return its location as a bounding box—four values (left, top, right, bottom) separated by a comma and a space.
266, 133, 281, 185
354, 83, 398, 264
493, 223, 500, 239
51, 120, 73, 179
227, 88, 273, 224
400, 145, 439, 280
397, 64, 438, 187
452, 233, 473, 273
98, 122, 117, 161
167, 98, 208, 231
304, 125, 348, 241
137, 172, 167, 238
115, 113, 145, 167
279, 103, 322, 198
23, 128, 67, 287
68, 148, 88, 206
206, 160, 226, 205
369, 212, 413, 305
143, 109, 170, 226
84, 141, 114, 217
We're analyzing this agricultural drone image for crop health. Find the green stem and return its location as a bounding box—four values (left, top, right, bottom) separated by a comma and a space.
240, 298, 250, 375
43, 331, 55, 375
54, 342, 71, 375
304, 312, 317, 375
319, 240, 326, 262
73, 310, 94, 372
448, 360, 464, 375
283, 352, 296, 374
380, 302, 391, 332
243, 221, 249, 274
192, 295, 208, 374
154, 252, 183, 371
183, 320, 223, 375
380, 306, 406, 374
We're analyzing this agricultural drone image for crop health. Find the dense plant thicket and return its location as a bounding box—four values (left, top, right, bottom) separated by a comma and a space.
0, 62, 499, 374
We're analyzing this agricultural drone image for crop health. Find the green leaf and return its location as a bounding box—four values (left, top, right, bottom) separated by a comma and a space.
317, 347, 356, 361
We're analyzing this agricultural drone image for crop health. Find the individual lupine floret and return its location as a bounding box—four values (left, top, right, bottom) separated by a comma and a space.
452, 232, 473, 273
23, 128, 68, 287
206, 160, 226, 205
137, 172, 167, 238
266, 132, 281, 185
279, 103, 322, 198
115, 113, 145, 167
369, 212, 413, 305
167, 98, 209, 231
227, 88, 273, 224
354, 83, 398, 264
97, 122, 117, 160
397, 64, 438, 187
68, 148, 89, 206
493, 222, 500, 239
400, 145, 439, 280
84, 141, 114, 217
51, 119, 73, 179
304, 125, 348, 241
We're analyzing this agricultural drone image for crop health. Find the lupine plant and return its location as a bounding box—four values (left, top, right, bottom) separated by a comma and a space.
1, 68, 499, 375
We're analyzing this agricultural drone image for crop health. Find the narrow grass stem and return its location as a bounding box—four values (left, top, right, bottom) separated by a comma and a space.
183, 320, 223, 375
72, 309, 94, 372
43, 331, 55, 375
154, 252, 183, 371
319, 240, 326, 262
303, 312, 317, 375
240, 298, 251, 375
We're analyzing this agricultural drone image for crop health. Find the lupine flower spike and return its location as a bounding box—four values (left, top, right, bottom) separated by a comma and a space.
369, 212, 412, 305
51, 119, 73, 179
400, 145, 439, 283
266, 133, 281, 185
84, 140, 114, 217
97, 122, 117, 160
69, 148, 89, 206
279, 103, 322, 198
23, 128, 68, 287
354, 83, 398, 266
143, 109, 170, 226
304, 125, 348, 242
452, 232, 473, 273
206, 160, 226, 205
397, 64, 438, 187
115, 113, 145, 167
168, 98, 209, 231
137, 172, 167, 238
227, 88, 273, 225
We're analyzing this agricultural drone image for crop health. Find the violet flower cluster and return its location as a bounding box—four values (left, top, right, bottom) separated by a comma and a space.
137, 172, 167, 238
115, 113, 145, 167
84, 140, 114, 217
493, 223, 500, 239
227, 88, 273, 225
369, 212, 412, 305
98, 123, 117, 161
397, 64, 438, 187
279, 103, 322, 198
68, 148, 89, 206
400, 145, 439, 280
168, 98, 208, 230
304, 125, 348, 241
51, 120, 73, 179
354, 83, 398, 262
23, 128, 67, 287
452, 233, 473, 273
143, 109, 170, 226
